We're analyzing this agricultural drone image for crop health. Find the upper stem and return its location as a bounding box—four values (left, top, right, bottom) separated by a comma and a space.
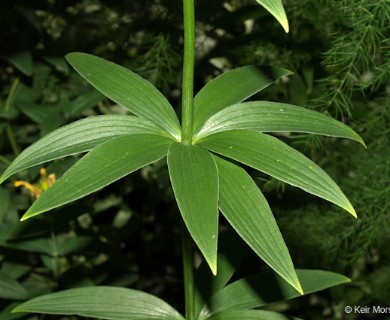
181, 0, 196, 144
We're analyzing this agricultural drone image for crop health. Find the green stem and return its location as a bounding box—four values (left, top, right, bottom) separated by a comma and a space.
6, 124, 20, 155
5, 77, 20, 112
181, 0, 196, 144
182, 222, 195, 320
0, 155, 11, 166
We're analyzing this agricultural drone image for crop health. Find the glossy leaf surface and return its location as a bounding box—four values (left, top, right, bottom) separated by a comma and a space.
168, 143, 219, 274
22, 134, 173, 220
255, 0, 289, 33
206, 269, 349, 314
194, 101, 365, 146
199, 130, 356, 217
66, 53, 181, 139
13, 286, 184, 320
193, 66, 292, 134
215, 156, 302, 294
0, 115, 169, 184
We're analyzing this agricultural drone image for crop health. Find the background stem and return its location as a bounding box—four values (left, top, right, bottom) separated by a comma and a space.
181, 0, 195, 144
6, 125, 21, 155
182, 222, 195, 320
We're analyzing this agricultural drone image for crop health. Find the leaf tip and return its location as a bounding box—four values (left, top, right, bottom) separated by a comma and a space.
295, 281, 304, 295
11, 306, 21, 314
348, 206, 357, 219
208, 258, 217, 276
20, 208, 39, 221
20, 214, 29, 222
282, 22, 289, 34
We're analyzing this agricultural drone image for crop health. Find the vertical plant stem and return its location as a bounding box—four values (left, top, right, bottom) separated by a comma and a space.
6, 125, 21, 155
0, 155, 11, 166
182, 222, 195, 320
181, 0, 196, 144
181, 1, 196, 317
5, 77, 20, 112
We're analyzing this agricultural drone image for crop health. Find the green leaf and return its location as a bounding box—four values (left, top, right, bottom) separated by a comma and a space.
206, 269, 350, 314
21, 134, 173, 220
193, 66, 292, 134
57, 236, 93, 256
7, 51, 33, 76
13, 286, 184, 320
195, 230, 249, 318
0, 271, 28, 300
207, 310, 302, 320
167, 143, 219, 274
66, 53, 181, 139
254, 0, 289, 33
43, 56, 70, 74
0, 115, 170, 184
214, 156, 302, 294
68, 90, 105, 116
194, 101, 365, 146
4, 236, 93, 256
198, 130, 356, 217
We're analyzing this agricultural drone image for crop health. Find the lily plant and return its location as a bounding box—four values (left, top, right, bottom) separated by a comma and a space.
1, 0, 365, 319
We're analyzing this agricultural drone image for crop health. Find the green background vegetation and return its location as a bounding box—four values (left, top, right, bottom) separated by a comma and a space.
0, 0, 389, 319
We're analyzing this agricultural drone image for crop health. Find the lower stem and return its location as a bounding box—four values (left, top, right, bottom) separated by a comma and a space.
182, 222, 195, 320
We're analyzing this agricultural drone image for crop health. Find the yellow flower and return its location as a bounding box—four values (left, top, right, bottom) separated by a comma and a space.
14, 168, 56, 199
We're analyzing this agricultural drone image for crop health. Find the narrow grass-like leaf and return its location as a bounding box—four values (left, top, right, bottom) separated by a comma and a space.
206, 270, 350, 314
22, 134, 173, 220
198, 130, 356, 217
0, 115, 169, 184
215, 156, 302, 294
193, 66, 292, 134
207, 310, 302, 320
66, 53, 181, 139
194, 101, 365, 146
167, 143, 219, 274
254, 0, 289, 33
13, 286, 184, 320
195, 230, 249, 318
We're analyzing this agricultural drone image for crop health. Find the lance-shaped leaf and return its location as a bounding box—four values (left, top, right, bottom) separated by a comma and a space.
214, 156, 302, 295
66, 53, 181, 139
194, 101, 365, 146
193, 66, 292, 134
254, 0, 289, 33
167, 143, 219, 274
21, 134, 173, 220
13, 286, 184, 320
208, 310, 302, 320
0, 115, 170, 184
205, 269, 350, 314
198, 130, 356, 217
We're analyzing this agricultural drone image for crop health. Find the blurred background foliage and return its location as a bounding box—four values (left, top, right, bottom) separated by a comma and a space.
0, 0, 389, 319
